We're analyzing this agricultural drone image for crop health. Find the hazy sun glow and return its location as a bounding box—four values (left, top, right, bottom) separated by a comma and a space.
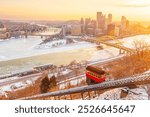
0, 0, 150, 21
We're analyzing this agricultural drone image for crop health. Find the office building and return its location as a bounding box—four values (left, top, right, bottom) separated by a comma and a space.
107, 24, 120, 36
121, 16, 127, 30
97, 12, 106, 31
107, 13, 112, 25
81, 18, 84, 34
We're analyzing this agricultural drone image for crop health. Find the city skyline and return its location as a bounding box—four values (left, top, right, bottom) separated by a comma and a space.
0, 0, 150, 22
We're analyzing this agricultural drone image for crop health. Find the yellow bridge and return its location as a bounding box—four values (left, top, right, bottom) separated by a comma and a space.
86, 38, 135, 54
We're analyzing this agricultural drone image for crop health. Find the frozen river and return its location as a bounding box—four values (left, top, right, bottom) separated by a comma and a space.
0, 36, 96, 61
0, 36, 99, 75
0, 34, 150, 75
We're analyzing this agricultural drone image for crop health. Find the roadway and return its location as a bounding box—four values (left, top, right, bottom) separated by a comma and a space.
0, 73, 42, 87
0, 55, 123, 88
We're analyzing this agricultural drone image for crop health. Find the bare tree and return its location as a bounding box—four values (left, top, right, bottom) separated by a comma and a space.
133, 40, 150, 59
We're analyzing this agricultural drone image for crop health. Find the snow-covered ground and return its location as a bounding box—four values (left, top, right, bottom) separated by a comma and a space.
109, 34, 150, 49
89, 34, 150, 62
93, 87, 148, 100
0, 78, 35, 98
0, 68, 73, 96
89, 47, 119, 61
59, 76, 85, 89
48, 69, 72, 78
122, 35, 150, 49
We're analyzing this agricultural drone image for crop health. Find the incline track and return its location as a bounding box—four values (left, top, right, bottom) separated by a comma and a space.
19, 72, 150, 100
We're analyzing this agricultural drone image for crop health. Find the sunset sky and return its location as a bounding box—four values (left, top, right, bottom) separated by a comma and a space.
0, 0, 150, 21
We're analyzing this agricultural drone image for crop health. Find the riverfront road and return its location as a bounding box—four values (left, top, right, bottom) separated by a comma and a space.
0, 55, 123, 88
0, 73, 42, 87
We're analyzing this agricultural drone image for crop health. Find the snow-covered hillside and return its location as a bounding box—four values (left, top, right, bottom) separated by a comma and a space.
93, 87, 149, 100
0, 76, 39, 98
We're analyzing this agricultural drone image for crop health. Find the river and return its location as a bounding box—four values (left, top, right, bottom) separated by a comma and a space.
0, 33, 150, 75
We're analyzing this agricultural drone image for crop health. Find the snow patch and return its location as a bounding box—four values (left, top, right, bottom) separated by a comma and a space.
61, 69, 72, 75
0, 77, 37, 98
89, 47, 119, 61
123, 88, 148, 100
93, 87, 148, 100
144, 70, 150, 74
